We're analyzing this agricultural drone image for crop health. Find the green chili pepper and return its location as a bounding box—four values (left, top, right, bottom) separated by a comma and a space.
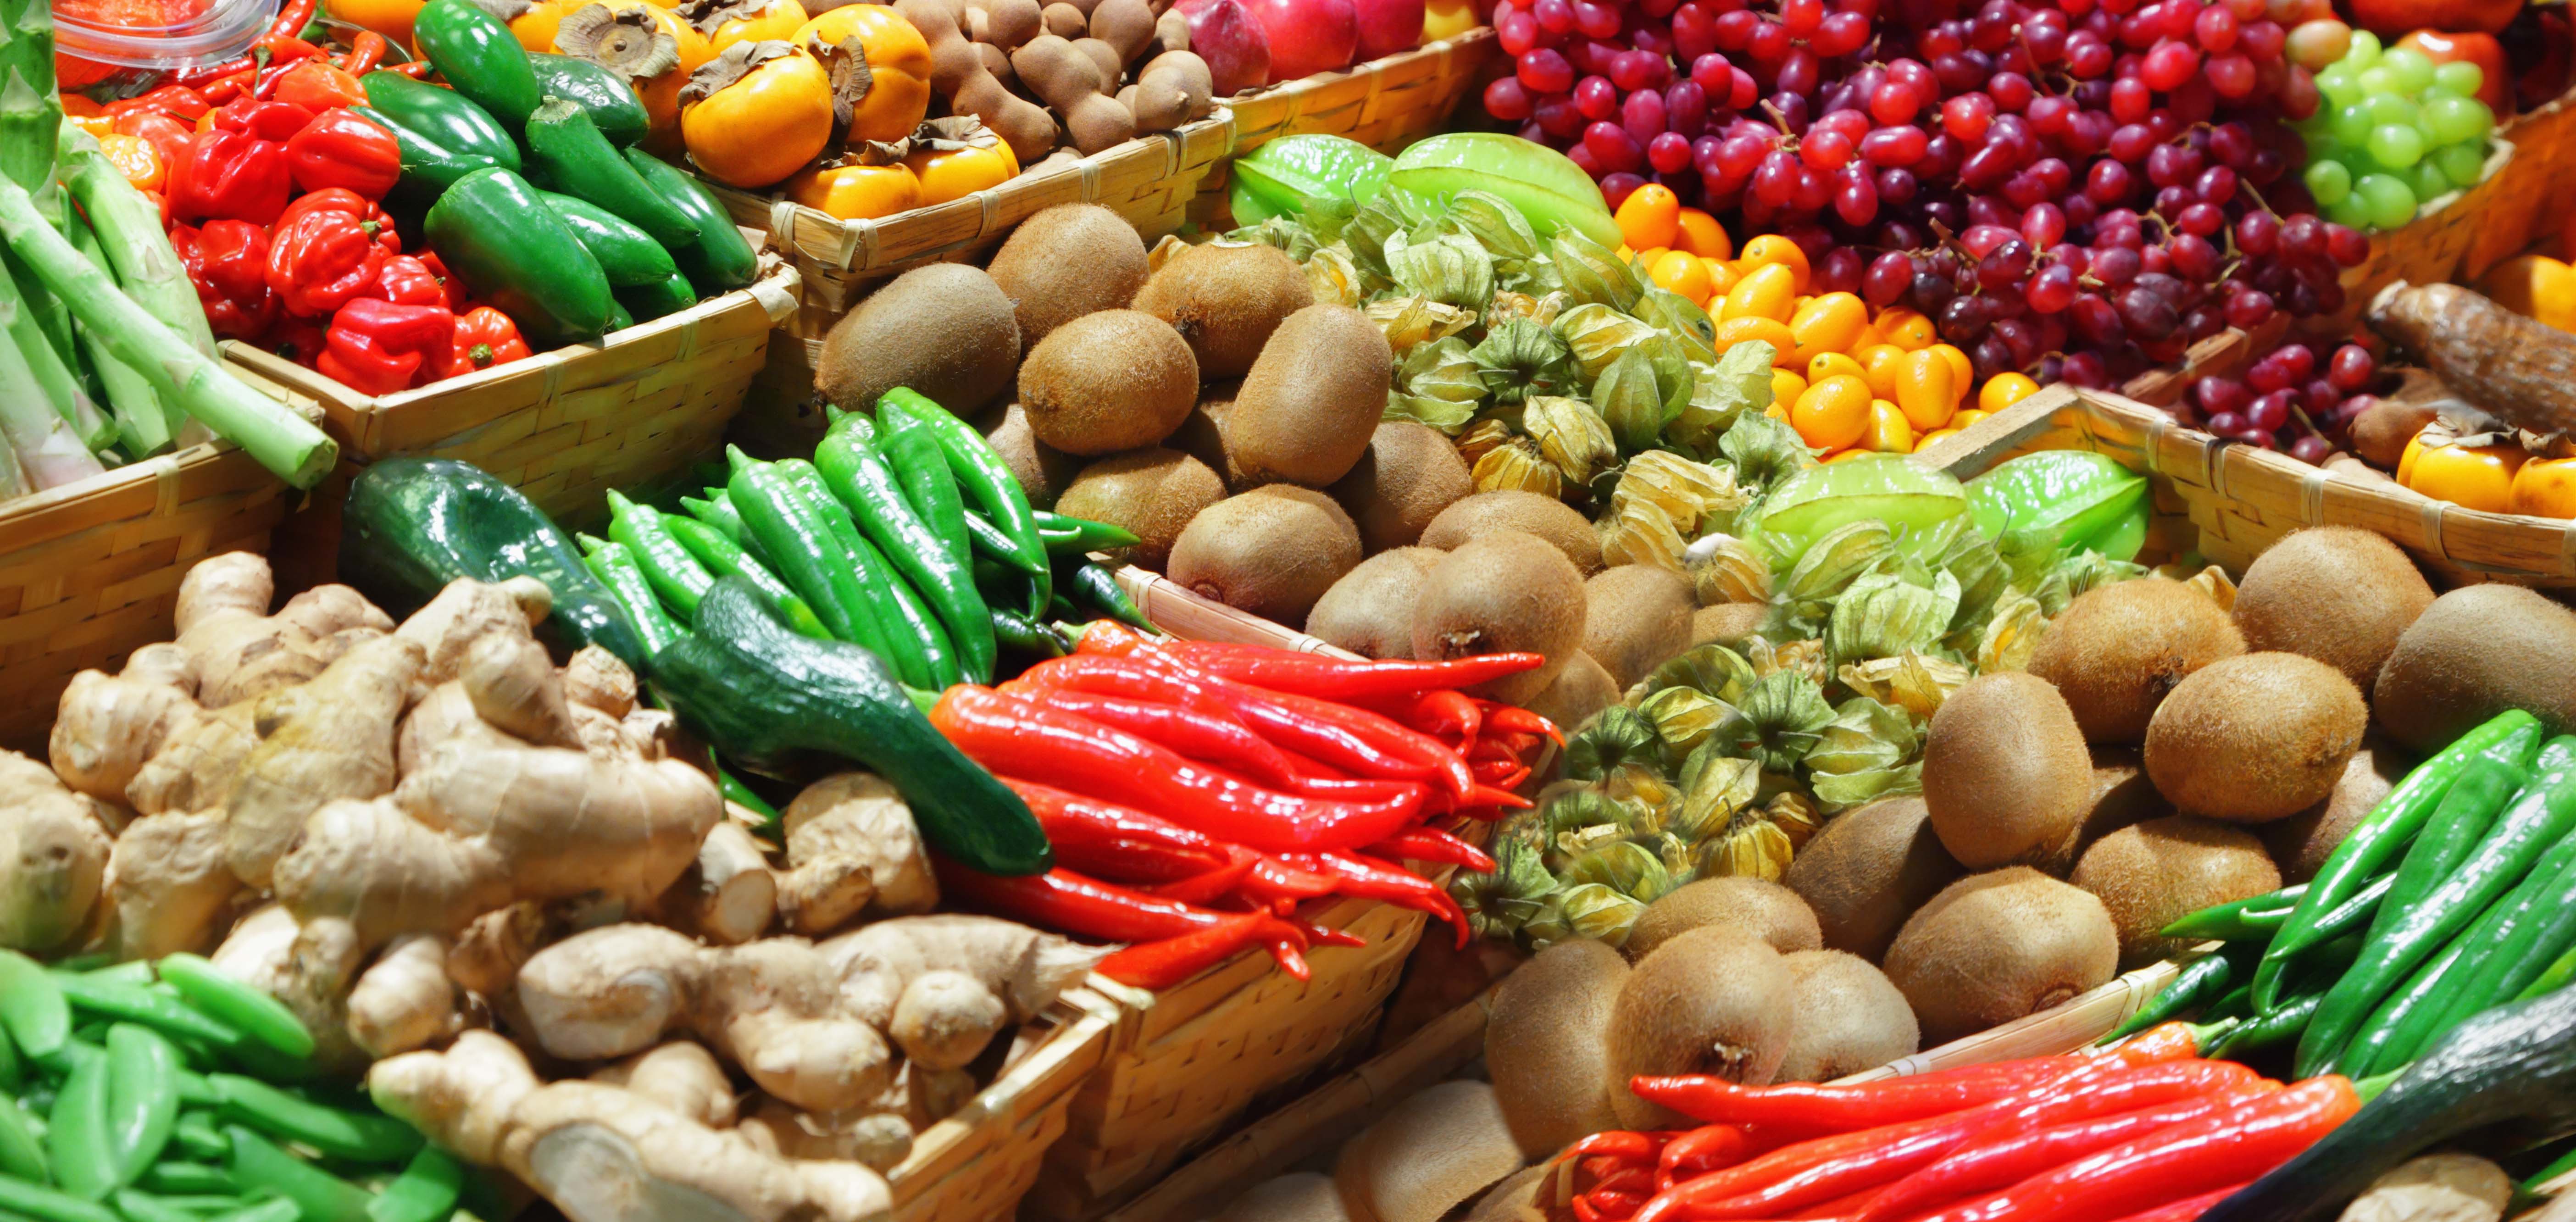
878, 554, 960, 689
614, 272, 697, 325
773, 460, 933, 688
48, 977, 237, 1051
0, 1085, 48, 1182
136, 1162, 231, 1195
878, 388, 1049, 604
355, 72, 519, 173
149, 957, 311, 1063
683, 490, 744, 542
622, 150, 759, 296
169, 1114, 225, 1163
207, 1076, 421, 1165
604, 491, 716, 619
1033, 510, 1143, 552
2298, 872, 2395, 955
727, 447, 882, 653
990, 608, 1070, 659
814, 427, 994, 683
49, 1047, 116, 1200
2299, 762, 2576, 1078
2259, 711, 2543, 1009
2342, 936, 2471, 1078
714, 765, 777, 823
880, 422, 972, 569
221, 1128, 369, 1222
2160, 884, 2310, 942
412, 0, 541, 128
2517, 942, 2576, 1003
963, 511, 1036, 572
2361, 756, 2532, 948
104, 1026, 179, 1185
522, 100, 697, 248
2099, 947, 2243, 1045
2395, 829, 2576, 1063
1062, 559, 1156, 633
365, 1146, 464, 1222
2210, 991, 2322, 1061
143, 1194, 249, 1214
605, 298, 635, 333
660, 515, 832, 641
526, 53, 649, 146
0, 952, 70, 1059
578, 536, 687, 656
0, 1175, 118, 1222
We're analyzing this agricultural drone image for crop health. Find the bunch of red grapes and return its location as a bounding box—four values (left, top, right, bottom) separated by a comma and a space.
1482, 0, 2374, 388
2182, 338, 2382, 457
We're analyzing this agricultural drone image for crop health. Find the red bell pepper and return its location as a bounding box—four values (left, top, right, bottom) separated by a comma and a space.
167, 129, 290, 224
284, 107, 400, 199
271, 60, 369, 111
316, 298, 455, 395
267, 316, 327, 367
444, 306, 531, 377
268, 198, 389, 317
275, 188, 400, 251
418, 253, 468, 311
373, 255, 448, 307
113, 110, 195, 172
212, 97, 316, 141
170, 220, 278, 340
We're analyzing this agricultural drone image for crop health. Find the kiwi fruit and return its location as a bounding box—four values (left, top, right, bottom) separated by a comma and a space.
1485, 939, 1627, 1158
1624, 877, 1823, 961
983, 203, 1151, 346
1775, 951, 1921, 1083
1132, 241, 1315, 378
1226, 306, 1394, 487
982, 402, 1083, 509
1921, 672, 2097, 869
1582, 566, 1696, 690
1210, 1175, 1349, 1222
1525, 651, 1620, 739
2048, 746, 2174, 872
1166, 486, 1362, 626
1693, 602, 1769, 647
2373, 584, 2576, 752
1607, 926, 1797, 1127
1015, 309, 1201, 456
2265, 742, 2409, 883
1332, 1081, 1525, 1222
1329, 422, 1475, 552
817, 263, 1021, 413
1411, 529, 1588, 705
2027, 578, 2244, 744
1463, 1166, 1550, 1222
1781, 795, 1963, 962
2145, 652, 2367, 822
1054, 447, 1227, 569
2070, 815, 2285, 965
1307, 548, 1443, 660
1167, 382, 1250, 487
1421, 491, 1605, 574
2233, 527, 2436, 691
1881, 867, 2120, 1045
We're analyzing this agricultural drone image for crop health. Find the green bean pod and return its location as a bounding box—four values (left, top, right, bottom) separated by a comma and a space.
0, 1084, 49, 1182
365, 1146, 465, 1222
222, 1127, 371, 1222
0, 951, 71, 1059
49, 975, 239, 1050
208, 1076, 422, 1164
105, 1026, 179, 1184
149, 957, 312, 1063
0, 1174, 119, 1222
48, 1047, 117, 1200
136, 1161, 232, 1195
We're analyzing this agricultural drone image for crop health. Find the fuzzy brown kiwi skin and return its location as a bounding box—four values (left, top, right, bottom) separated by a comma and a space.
1054, 448, 1227, 570
1781, 795, 1962, 962
1624, 878, 1822, 961
1329, 422, 1475, 553
981, 402, 1083, 509
817, 263, 1022, 414
1015, 309, 1201, 456
1131, 242, 1315, 378
1920, 672, 2096, 870
2144, 652, 2368, 823
1881, 867, 2120, 1045
2372, 584, 2576, 753
2264, 742, 2409, 883
1166, 486, 1363, 627
2026, 578, 2244, 744
1775, 950, 1920, 1083
1580, 565, 1696, 690
982, 202, 1150, 346
1409, 529, 1588, 706
1606, 926, 1796, 1128
1420, 491, 1605, 574
2233, 526, 2435, 692
1223, 305, 1393, 488
1485, 939, 1628, 1159
2070, 814, 2283, 966
1525, 652, 1619, 748
1306, 548, 1443, 660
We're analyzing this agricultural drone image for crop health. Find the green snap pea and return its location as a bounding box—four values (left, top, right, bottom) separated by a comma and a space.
206, 1078, 420, 1165
364, 1147, 463, 1222
135, 1164, 229, 1196
111, 1189, 203, 1222
221, 1128, 369, 1222
150, 959, 310, 1064
0, 1023, 20, 1093
0, 953, 71, 1060
104, 1027, 179, 1186
79, 966, 152, 990
143, 1194, 251, 1214
49, 1048, 117, 1200
0, 1086, 49, 1183
49, 976, 239, 1051
0, 1175, 119, 1222
203, 1199, 299, 1222
167, 1116, 225, 1164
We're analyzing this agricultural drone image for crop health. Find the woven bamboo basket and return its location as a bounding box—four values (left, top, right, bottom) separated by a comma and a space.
2462, 87, 2576, 282
0, 364, 320, 751
223, 260, 800, 527
1915, 383, 2576, 589
716, 114, 1235, 329
885, 987, 1123, 1222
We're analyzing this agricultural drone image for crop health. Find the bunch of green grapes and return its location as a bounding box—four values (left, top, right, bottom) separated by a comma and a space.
2296, 33, 2495, 233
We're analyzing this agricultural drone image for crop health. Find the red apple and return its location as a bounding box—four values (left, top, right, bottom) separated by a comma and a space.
1241, 0, 1360, 81
2347, 0, 2519, 38
1351, 0, 1426, 61
2397, 28, 2511, 112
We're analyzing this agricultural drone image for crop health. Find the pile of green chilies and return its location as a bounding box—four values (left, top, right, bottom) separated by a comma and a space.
0, 951, 470, 1222
2119, 707, 2576, 1075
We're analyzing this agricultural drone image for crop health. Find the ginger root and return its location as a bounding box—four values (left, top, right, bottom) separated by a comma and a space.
223, 633, 427, 888
673, 822, 780, 946
50, 644, 198, 803
175, 553, 394, 709
103, 809, 239, 959
777, 772, 936, 935
738, 1096, 913, 1170
516, 924, 894, 1113
0, 750, 116, 953
347, 933, 463, 1059
590, 1041, 738, 1128
372, 1031, 892, 1222
822, 913, 1105, 1071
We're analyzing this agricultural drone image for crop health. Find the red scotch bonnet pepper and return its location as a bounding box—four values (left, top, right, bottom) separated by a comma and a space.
266, 189, 390, 317
167, 129, 289, 225
170, 220, 277, 340
445, 306, 531, 378
284, 108, 400, 199
318, 299, 455, 395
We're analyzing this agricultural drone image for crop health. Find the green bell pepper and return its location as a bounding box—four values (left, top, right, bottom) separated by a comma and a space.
536, 190, 679, 288
358, 71, 518, 173
413, 0, 542, 130
523, 100, 697, 250
424, 167, 616, 348
624, 148, 759, 294
528, 53, 650, 147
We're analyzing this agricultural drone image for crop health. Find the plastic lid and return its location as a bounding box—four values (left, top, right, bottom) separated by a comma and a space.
53, 0, 281, 73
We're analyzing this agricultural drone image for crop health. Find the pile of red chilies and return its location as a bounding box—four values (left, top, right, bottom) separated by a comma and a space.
1559, 1024, 2360, 1222
927, 623, 1554, 990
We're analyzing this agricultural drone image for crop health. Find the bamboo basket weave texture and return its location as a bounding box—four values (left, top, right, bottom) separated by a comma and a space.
2462, 89, 2576, 281
225, 260, 799, 527
886, 988, 1121, 1222
0, 365, 319, 750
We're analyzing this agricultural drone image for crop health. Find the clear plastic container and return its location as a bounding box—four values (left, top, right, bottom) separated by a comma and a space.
53, 0, 281, 87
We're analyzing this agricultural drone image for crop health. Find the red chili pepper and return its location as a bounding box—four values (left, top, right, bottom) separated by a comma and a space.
113, 110, 195, 170
284, 107, 400, 198
1857, 1079, 2278, 1222
933, 686, 1423, 855
1588, 1188, 1648, 1221
104, 84, 212, 122
271, 60, 370, 111
1574, 1197, 1609, 1222
1282, 916, 1366, 948
1140, 853, 1260, 905
316, 298, 455, 395
1030, 688, 1316, 789
1003, 778, 1230, 882
1240, 686, 1479, 800
1633, 1113, 1974, 1222
1352, 689, 1484, 743
1629, 1060, 2069, 1131
1911, 1077, 2357, 1222
1096, 911, 1277, 991
170, 220, 280, 340
2098, 1184, 2248, 1222
176, 0, 323, 87
212, 96, 316, 140
1152, 640, 1551, 699
1241, 853, 1339, 906
1657, 1127, 1751, 1189
389, 60, 434, 78
1364, 826, 1495, 872
2105, 1023, 2208, 1066
1682, 1091, 2059, 1221
936, 860, 1310, 981
1277, 850, 1471, 949
1485, 704, 1565, 746
1791, 1184, 1891, 1220
444, 305, 531, 376
197, 72, 255, 106
341, 31, 389, 75
167, 129, 290, 224
1565, 1131, 1673, 1165
268, 199, 390, 317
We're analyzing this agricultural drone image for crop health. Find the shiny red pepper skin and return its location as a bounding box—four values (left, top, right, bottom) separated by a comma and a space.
1004, 779, 1230, 883
1141, 854, 1259, 905
316, 298, 455, 394
933, 685, 1422, 855
1634, 1112, 1978, 1222
341, 31, 390, 75
1031, 688, 1315, 789
212, 97, 316, 140
1242, 853, 1338, 906
1278, 850, 1470, 949
114, 110, 195, 173
373, 255, 447, 307
1363, 827, 1495, 872
271, 60, 370, 111
2099, 1184, 2248, 1222
170, 220, 278, 339
268, 199, 390, 317
935, 860, 1310, 981
104, 84, 212, 122
1857, 1082, 2276, 1222
1096, 911, 1274, 990
168, 129, 290, 224
1150, 639, 1549, 698
444, 305, 529, 377
284, 107, 401, 198
1629, 1060, 2067, 1132
1656, 1127, 1751, 1190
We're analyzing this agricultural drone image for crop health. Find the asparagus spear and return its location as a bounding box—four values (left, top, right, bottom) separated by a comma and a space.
0, 287, 104, 488
60, 210, 172, 456
0, 242, 111, 449
58, 124, 217, 363
0, 0, 60, 198
0, 179, 335, 487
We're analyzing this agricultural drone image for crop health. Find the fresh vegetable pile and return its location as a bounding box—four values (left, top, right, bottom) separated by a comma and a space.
933, 623, 1548, 988
0, 949, 472, 1222
1558, 1024, 2355, 1222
